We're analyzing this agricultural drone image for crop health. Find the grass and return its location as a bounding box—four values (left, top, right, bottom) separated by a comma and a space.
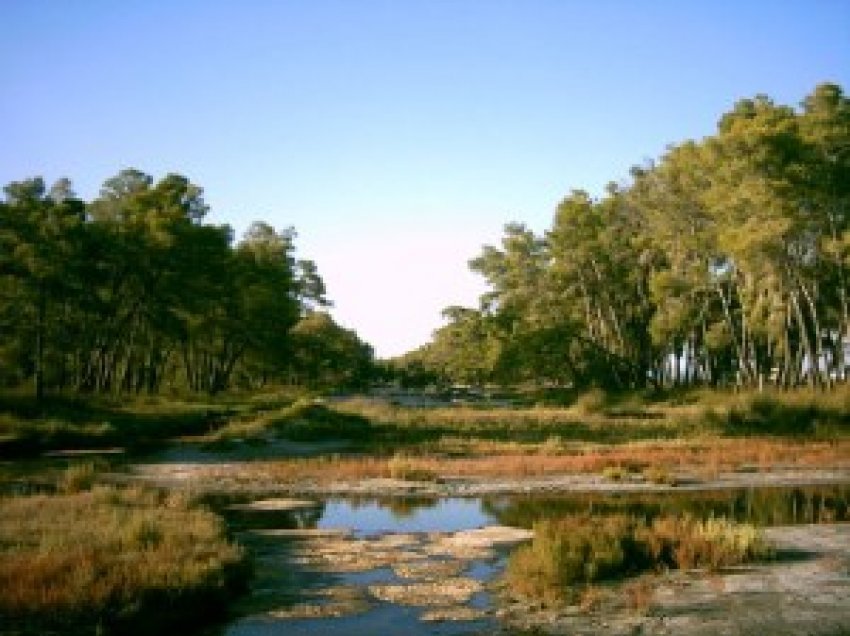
195, 436, 848, 489
504, 513, 770, 606
199, 398, 371, 447
0, 483, 248, 634
386, 453, 438, 482
0, 388, 305, 458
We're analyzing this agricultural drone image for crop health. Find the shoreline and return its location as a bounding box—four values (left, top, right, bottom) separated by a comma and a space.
127, 463, 850, 498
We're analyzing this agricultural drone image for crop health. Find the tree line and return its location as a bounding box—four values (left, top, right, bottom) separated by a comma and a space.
0, 169, 374, 398
397, 83, 850, 391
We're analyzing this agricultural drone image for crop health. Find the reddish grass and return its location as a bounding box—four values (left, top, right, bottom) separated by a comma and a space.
202, 438, 850, 485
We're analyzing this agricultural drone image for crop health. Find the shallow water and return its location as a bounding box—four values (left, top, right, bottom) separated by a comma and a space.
221, 484, 850, 636
317, 497, 496, 536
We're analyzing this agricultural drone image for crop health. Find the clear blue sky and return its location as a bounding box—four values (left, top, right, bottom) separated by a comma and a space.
2, 1, 849, 357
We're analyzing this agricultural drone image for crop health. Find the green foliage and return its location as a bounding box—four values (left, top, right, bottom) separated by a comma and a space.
403, 82, 850, 393
276, 400, 372, 441
1, 170, 372, 400
285, 312, 375, 390
202, 398, 372, 446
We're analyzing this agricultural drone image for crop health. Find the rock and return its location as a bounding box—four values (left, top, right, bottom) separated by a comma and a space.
369, 577, 484, 606
227, 497, 320, 512
420, 606, 488, 622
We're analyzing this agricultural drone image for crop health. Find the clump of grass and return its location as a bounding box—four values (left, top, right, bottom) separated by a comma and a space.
505, 515, 641, 605
572, 388, 609, 415
58, 461, 100, 494
0, 486, 248, 634
643, 465, 676, 486
622, 576, 654, 614
602, 465, 628, 481
387, 453, 438, 482
643, 515, 770, 570
202, 399, 371, 447
505, 513, 769, 605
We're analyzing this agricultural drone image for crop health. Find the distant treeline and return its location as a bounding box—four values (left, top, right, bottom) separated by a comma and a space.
0, 169, 373, 398
397, 83, 850, 391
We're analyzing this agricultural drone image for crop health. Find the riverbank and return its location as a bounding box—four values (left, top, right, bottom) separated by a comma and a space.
497, 523, 850, 636
3, 387, 850, 635
0, 483, 249, 635
128, 459, 850, 498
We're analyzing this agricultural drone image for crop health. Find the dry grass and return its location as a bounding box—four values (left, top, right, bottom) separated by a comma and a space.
504, 513, 769, 605
0, 485, 247, 633
222, 437, 850, 486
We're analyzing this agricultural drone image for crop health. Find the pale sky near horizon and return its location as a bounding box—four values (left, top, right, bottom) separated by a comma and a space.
2, 1, 849, 357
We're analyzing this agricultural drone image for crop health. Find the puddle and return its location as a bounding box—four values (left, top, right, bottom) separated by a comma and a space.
221, 484, 850, 636
317, 497, 494, 536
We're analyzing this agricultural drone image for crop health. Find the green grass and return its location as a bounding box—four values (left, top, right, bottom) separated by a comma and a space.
505, 513, 770, 605
0, 484, 249, 634
0, 388, 305, 457
199, 398, 372, 447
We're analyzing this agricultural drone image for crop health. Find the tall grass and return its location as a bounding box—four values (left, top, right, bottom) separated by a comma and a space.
0, 486, 248, 634
505, 513, 770, 605
0, 387, 303, 457
199, 398, 371, 447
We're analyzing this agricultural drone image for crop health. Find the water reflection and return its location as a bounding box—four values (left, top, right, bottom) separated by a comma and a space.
318, 497, 493, 536
340, 495, 441, 520
221, 483, 849, 636
484, 484, 850, 529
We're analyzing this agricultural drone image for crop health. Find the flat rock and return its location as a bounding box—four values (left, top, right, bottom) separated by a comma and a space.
227, 497, 321, 512
369, 577, 484, 606
248, 528, 350, 538
420, 606, 488, 622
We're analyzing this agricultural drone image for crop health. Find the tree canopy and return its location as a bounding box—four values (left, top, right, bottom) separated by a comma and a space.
0, 169, 374, 397
401, 83, 850, 391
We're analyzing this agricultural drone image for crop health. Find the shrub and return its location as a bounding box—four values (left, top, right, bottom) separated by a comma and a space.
505, 515, 642, 604
505, 513, 769, 605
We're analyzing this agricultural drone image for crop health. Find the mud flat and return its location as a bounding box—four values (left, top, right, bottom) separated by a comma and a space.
128, 462, 850, 497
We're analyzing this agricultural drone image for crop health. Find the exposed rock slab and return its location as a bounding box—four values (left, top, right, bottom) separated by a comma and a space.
227, 497, 320, 512
369, 577, 483, 606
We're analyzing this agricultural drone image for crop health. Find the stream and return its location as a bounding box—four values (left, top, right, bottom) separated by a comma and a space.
214, 484, 850, 635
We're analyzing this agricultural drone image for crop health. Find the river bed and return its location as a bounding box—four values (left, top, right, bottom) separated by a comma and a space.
214, 484, 850, 636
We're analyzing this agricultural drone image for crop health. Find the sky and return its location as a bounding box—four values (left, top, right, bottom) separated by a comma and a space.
2, 1, 849, 357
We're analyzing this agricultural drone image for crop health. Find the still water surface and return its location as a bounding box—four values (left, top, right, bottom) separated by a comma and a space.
222, 484, 850, 636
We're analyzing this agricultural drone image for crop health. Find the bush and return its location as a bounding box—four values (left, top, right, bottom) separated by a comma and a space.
505, 515, 643, 604
505, 513, 769, 605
